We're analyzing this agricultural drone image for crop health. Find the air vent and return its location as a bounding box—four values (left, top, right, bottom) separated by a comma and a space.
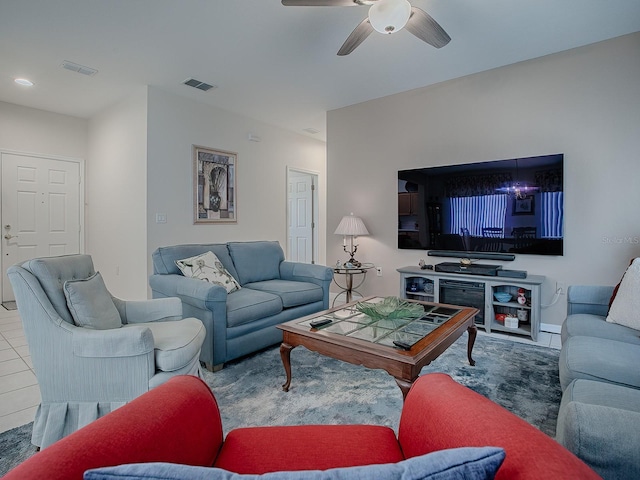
182, 78, 217, 92
303, 127, 320, 135
61, 60, 98, 76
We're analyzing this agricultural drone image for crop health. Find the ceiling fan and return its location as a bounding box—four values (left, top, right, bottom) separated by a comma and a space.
281, 0, 451, 56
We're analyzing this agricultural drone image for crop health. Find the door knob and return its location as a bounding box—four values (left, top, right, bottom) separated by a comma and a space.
4, 234, 17, 240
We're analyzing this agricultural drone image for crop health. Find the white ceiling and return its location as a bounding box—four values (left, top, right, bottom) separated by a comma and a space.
1, 0, 640, 141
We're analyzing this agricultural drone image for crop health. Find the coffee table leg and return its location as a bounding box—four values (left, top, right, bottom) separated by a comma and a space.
395, 377, 413, 401
467, 324, 477, 366
280, 342, 294, 392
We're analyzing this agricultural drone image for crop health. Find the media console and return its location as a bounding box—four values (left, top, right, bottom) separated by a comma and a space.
397, 266, 545, 341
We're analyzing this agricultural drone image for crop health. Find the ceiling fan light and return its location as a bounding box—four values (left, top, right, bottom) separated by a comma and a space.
368, 0, 411, 34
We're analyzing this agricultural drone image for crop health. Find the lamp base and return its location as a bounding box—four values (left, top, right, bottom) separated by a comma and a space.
344, 257, 362, 268
342, 245, 362, 267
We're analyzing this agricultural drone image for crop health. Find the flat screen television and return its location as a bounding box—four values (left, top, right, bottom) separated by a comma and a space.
398, 154, 563, 257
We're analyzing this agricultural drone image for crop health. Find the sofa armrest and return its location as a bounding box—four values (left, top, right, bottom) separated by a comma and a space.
567, 285, 615, 316
2, 376, 223, 480
557, 402, 640, 480
71, 324, 155, 358
398, 373, 600, 480
280, 262, 333, 308
280, 261, 334, 282
112, 297, 183, 324
149, 274, 227, 309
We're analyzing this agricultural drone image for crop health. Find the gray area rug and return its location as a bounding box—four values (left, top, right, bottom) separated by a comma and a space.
0, 333, 561, 476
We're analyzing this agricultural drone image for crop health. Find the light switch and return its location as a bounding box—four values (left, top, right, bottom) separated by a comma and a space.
156, 213, 167, 224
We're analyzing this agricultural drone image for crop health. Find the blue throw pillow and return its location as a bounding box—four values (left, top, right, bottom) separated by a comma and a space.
84, 447, 505, 480
64, 271, 122, 330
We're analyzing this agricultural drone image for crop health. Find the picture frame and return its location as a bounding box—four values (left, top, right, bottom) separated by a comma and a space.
512, 195, 534, 215
194, 145, 237, 224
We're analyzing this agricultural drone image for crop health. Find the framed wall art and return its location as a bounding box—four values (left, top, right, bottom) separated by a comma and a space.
194, 145, 237, 223
512, 195, 534, 215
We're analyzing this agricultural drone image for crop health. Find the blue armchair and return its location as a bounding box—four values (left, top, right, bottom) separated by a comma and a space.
8, 254, 206, 449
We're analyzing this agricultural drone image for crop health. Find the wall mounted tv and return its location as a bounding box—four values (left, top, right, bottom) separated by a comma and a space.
398, 154, 563, 257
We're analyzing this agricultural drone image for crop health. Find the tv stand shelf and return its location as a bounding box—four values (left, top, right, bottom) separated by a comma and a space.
397, 266, 545, 341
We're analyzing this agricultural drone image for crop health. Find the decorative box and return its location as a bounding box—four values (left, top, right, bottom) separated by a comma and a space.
504, 316, 519, 329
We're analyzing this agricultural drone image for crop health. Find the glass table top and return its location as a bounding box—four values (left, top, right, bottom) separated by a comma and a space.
297, 297, 462, 350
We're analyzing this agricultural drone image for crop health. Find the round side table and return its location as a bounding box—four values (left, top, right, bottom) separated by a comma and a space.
332, 263, 375, 305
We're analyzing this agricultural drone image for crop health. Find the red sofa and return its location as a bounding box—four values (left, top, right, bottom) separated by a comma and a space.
4, 373, 599, 479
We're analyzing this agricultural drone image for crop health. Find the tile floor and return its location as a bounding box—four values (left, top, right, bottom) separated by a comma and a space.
0, 306, 561, 435
0, 307, 40, 434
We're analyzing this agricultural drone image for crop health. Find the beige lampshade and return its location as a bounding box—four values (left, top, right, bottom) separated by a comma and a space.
334, 214, 369, 237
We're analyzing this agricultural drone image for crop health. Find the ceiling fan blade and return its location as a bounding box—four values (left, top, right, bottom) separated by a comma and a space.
282, 0, 358, 6
337, 18, 374, 56
405, 7, 451, 49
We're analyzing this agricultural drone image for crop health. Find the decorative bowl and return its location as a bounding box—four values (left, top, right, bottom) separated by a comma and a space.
356, 297, 424, 321
493, 292, 512, 303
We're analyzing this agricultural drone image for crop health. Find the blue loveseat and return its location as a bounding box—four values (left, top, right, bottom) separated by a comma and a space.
150, 241, 333, 371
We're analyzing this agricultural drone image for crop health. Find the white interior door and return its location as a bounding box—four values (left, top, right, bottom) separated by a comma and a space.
287, 170, 317, 264
1, 152, 82, 302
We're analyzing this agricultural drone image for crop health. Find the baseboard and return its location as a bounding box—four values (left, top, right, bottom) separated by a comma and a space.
540, 323, 562, 334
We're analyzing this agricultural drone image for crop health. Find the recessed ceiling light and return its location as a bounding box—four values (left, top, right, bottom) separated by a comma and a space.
14, 78, 34, 87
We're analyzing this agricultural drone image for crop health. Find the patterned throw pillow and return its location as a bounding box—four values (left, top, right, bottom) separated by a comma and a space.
176, 251, 241, 293
608, 257, 638, 311
606, 257, 640, 330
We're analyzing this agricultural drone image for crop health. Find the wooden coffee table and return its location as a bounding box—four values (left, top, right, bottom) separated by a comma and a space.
278, 296, 478, 399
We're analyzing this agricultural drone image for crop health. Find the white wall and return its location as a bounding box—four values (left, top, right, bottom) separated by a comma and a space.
87, 88, 148, 299
1, 88, 326, 300
146, 87, 327, 276
0, 101, 87, 158
327, 32, 640, 328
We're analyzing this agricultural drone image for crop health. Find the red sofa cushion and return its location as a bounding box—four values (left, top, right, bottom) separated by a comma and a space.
398, 373, 600, 480
3, 376, 223, 480
214, 425, 404, 474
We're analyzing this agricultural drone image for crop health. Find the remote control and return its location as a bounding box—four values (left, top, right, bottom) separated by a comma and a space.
310, 318, 332, 328
393, 340, 412, 350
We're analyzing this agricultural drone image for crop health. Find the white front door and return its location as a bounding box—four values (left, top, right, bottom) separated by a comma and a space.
287, 170, 316, 264
1, 152, 83, 302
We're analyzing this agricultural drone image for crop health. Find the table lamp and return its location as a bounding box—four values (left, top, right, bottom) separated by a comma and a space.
334, 213, 369, 267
